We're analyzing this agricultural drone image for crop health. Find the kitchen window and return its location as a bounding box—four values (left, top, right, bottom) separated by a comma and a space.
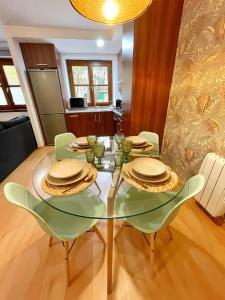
66, 60, 112, 106
0, 58, 26, 111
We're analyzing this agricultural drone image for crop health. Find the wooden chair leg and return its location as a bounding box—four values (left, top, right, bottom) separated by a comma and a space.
64, 241, 70, 286
49, 236, 53, 247
149, 233, 156, 280
167, 226, 173, 240
94, 226, 106, 246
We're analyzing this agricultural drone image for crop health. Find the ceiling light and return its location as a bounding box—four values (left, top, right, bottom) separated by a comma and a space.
103, 0, 118, 21
69, 0, 153, 25
97, 39, 105, 48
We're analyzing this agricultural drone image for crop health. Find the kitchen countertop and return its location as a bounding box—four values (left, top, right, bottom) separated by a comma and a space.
65, 106, 123, 117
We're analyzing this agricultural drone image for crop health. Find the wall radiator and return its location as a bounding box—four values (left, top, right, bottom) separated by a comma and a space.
196, 153, 225, 217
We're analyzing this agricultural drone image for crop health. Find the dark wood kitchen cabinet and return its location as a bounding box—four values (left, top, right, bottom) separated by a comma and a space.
20, 43, 58, 69
66, 113, 95, 137
66, 111, 114, 137
96, 112, 114, 136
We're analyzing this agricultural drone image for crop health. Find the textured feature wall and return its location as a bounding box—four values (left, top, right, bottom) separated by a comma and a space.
162, 0, 225, 181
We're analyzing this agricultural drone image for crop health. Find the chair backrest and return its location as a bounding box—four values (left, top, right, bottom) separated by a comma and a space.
54, 132, 76, 160
4, 182, 55, 237
138, 131, 159, 154
55, 132, 76, 150
139, 131, 159, 145
160, 174, 205, 229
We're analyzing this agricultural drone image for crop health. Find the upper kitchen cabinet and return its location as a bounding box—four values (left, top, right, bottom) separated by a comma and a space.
20, 43, 58, 69
122, 0, 184, 146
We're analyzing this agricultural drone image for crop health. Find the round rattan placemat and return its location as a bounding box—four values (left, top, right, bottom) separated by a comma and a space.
41, 164, 97, 196
122, 162, 179, 192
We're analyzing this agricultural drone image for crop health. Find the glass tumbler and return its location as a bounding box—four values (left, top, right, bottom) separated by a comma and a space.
122, 139, 133, 163
85, 149, 95, 164
94, 142, 105, 169
115, 133, 125, 150
87, 135, 97, 149
114, 151, 124, 168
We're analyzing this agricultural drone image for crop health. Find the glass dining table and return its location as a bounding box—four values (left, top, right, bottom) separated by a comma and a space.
32, 136, 183, 293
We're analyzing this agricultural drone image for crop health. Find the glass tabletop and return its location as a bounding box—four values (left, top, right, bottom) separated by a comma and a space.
32, 136, 184, 219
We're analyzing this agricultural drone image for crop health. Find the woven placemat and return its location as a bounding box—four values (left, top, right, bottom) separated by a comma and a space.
122, 163, 178, 192
41, 164, 97, 196
131, 143, 153, 153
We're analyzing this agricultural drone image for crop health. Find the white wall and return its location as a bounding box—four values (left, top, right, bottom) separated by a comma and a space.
61, 53, 120, 105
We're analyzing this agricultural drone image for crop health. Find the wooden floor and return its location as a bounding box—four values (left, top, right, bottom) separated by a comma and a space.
1, 147, 225, 300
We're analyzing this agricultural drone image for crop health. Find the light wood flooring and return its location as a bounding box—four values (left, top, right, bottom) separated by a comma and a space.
0, 147, 225, 300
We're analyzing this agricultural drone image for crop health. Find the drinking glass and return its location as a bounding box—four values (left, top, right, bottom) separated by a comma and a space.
115, 133, 124, 150
122, 139, 133, 163
114, 151, 124, 168
87, 135, 97, 149
85, 149, 95, 164
94, 142, 105, 169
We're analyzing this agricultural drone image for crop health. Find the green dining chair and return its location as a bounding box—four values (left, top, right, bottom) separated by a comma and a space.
115, 174, 205, 279
55, 132, 77, 160
138, 131, 160, 156
4, 182, 106, 286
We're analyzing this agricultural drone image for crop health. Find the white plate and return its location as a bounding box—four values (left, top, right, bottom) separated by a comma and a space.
131, 157, 166, 177
46, 166, 89, 186
48, 159, 85, 179
128, 164, 170, 183
127, 136, 147, 145
75, 137, 88, 146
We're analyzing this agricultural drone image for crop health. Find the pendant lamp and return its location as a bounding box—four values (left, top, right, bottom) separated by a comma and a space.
69, 0, 152, 25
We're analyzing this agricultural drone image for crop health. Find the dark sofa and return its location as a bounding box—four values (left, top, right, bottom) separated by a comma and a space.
0, 115, 37, 182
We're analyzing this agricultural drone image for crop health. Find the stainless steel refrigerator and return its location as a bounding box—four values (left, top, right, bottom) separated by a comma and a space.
28, 69, 67, 145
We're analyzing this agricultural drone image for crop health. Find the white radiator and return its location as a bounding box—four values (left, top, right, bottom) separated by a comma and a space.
195, 153, 225, 217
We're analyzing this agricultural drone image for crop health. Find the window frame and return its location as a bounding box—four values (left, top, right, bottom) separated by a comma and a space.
0, 58, 26, 112
66, 60, 113, 106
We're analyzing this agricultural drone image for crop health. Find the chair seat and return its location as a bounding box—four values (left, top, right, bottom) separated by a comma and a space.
35, 191, 106, 240
115, 187, 179, 233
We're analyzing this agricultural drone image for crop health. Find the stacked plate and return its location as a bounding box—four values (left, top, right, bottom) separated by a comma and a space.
46, 159, 89, 186
127, 136, 152, 149
127, 157, 171, 183
69, 137, 91, 150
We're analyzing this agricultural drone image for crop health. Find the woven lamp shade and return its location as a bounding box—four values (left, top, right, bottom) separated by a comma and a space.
70, 0, 152, 24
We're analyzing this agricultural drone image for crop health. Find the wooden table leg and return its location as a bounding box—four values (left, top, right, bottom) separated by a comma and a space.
107, 219, 114, 294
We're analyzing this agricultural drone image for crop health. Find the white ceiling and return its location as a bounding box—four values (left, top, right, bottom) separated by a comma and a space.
50, 39, 121, 54
0, 0, 122, 54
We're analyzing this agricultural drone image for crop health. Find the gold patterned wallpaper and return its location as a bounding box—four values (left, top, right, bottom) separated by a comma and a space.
162, 0, 225, 181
